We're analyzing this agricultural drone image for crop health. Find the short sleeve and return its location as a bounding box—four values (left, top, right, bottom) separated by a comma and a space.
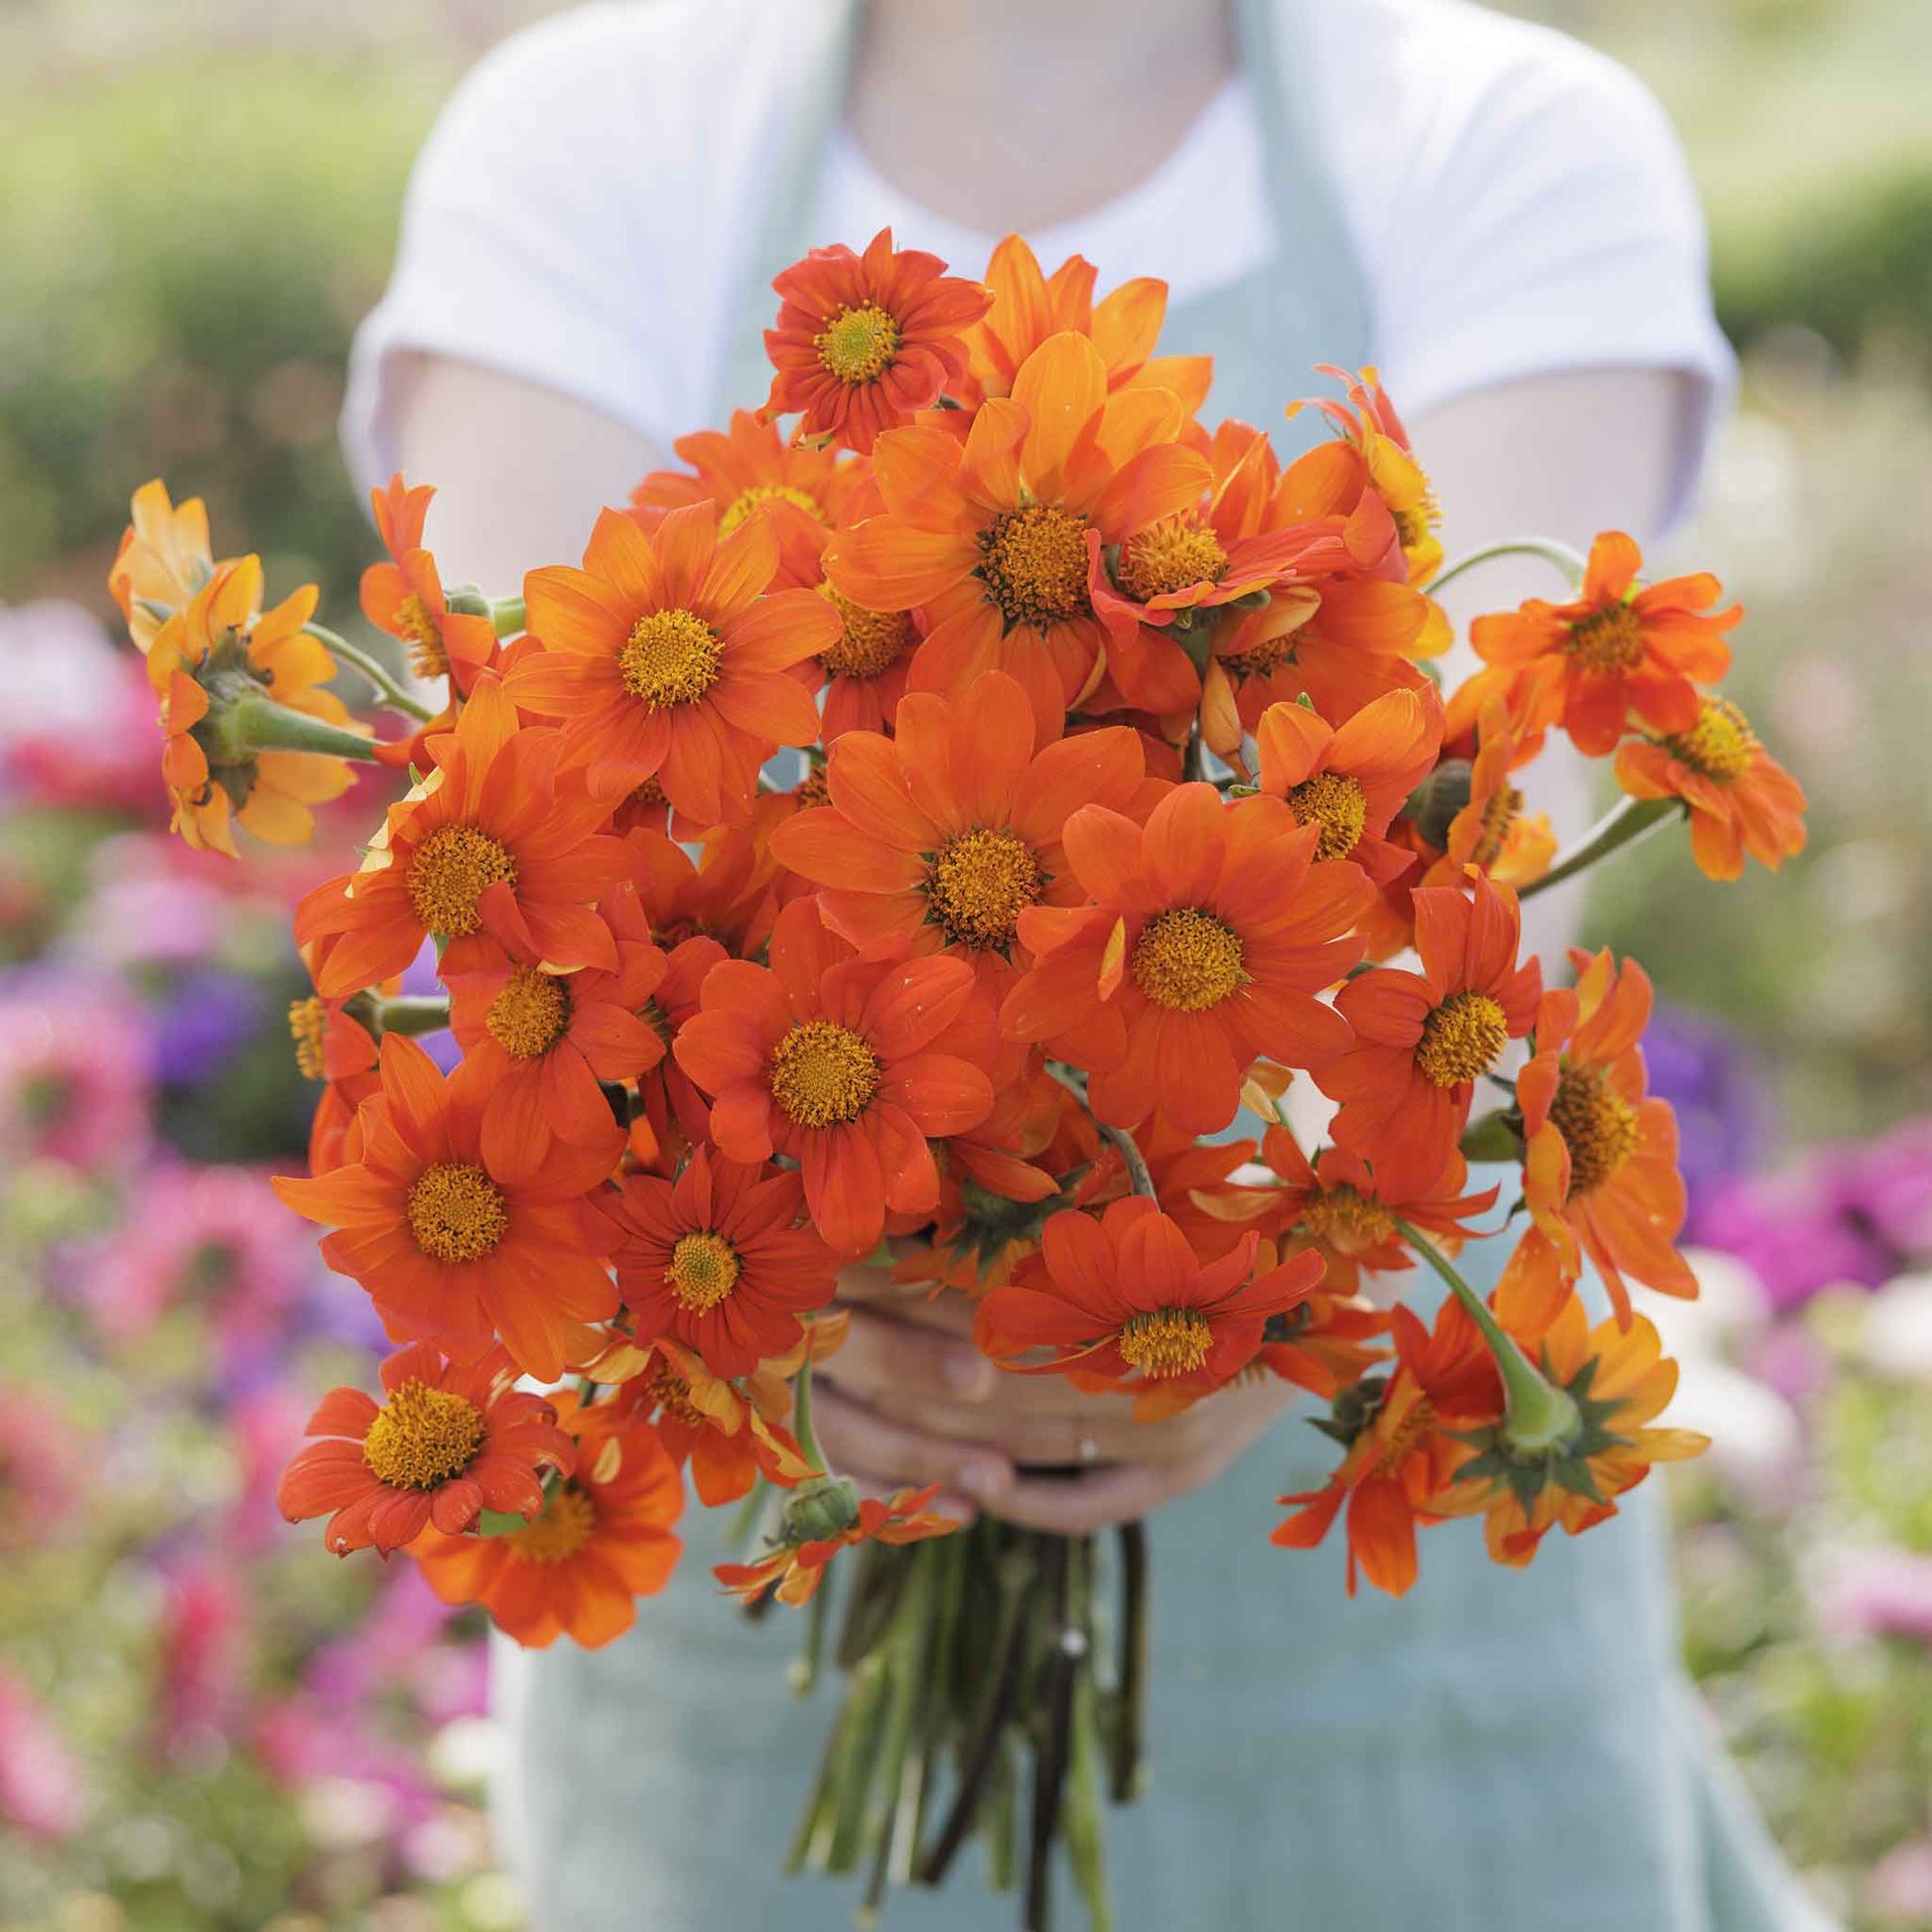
1344, 8, 1736, 529
340, 2, 760, 494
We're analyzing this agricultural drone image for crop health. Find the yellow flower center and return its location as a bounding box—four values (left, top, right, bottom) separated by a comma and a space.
360, 1379, 487, 1490
665, 1231, 743, 1313
1548, 1063, 1640, 1194
1220, 633, 1297, 679
1566, 601, 1646, 673
721, 482, 825, 538
768, 1020, 882, 1128
1468, 784, 1523, 867
1374, 1396, 1437, 1475
288, 997, 327, 1080
1131, 907, 1247, 1012
978, 504, 1093, 631
505, 1485, 598, 1564
924, 827, 1044, 952
792, 765, 833, 809
815, 303, 902, 385
620, 607, 722, 709
1113, 515, 1229, 604
395, 592, 449, 679
1392, 495, 1440, 556
1285, 770, 1369, 862
407, 823, 518, 938
1116, 1308, 1214, 1379
485, 967, 573, 1060
1302, 1185, 1397, 1254
1662, 695, 1757, 782
642, 1358, 708, 1430
405, 1161, 509, 1265
816, 582, 915, 679
1415, 991, 1509, 1087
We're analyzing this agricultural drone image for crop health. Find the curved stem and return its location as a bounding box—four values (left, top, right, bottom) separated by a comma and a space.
790, 1351, 829, 1474
1428, 537, 1588, 599
1393, 1219, 1579, 1453
304, 621, 435, 722
1519, 795, 1679, 900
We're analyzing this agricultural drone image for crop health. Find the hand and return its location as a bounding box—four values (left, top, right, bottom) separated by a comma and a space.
812, 1248, 1298, 1535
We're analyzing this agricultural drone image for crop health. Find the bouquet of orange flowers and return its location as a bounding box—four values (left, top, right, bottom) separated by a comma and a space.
111, 228, 1807, 1926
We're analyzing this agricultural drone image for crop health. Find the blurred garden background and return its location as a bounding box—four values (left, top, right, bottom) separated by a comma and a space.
2, 0, 1929, 1926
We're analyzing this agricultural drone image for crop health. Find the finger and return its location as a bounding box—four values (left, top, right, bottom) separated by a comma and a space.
811, 1386, 1015, 1507
986, 1460, 1192, 1536
820, 1305, 998, 1401
835, 1269, 979, 1336
865, 1386, 1195, 1466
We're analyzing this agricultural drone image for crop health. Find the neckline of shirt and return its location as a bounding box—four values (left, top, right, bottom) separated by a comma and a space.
816, 73, 1278, 308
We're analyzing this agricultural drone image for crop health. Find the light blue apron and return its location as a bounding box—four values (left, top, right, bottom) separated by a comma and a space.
494, 3, 1829, 1924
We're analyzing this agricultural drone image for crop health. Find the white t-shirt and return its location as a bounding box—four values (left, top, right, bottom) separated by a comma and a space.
344, 0, 1734, 521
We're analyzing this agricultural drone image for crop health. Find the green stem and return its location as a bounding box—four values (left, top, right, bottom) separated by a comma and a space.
229, 696, 383, 763
1044, 1062, 1156, 1200
348, 992, 451, 1037
304, 621, 435, 722
490, 595, 525, 637
1519, 795, 1679, 900
1393, 1220, 1579, 1453
1427, 537, 1588, 599
790, 1351, 829, 1474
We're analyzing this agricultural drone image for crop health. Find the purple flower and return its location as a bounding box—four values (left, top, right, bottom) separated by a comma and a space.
149, 966, 271, 1085
1639, 1003, 1769, 1235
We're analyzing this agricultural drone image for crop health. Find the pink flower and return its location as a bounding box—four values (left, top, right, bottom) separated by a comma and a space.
0, 1669, 83, 1841
154, 1563, 252, 1758
1868, 1838, 1932, 1923
0, 1393, 88, 1549
0, 983, 152, 1171
253, 1696, 442, 1839
1818, 1548, 1932, 1648
0, 600, 158, 816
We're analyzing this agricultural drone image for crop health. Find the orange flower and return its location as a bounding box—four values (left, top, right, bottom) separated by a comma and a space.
445, 889, 667, 1173
769, 670, 1152, 989
762, 228, 992, 453
1289, 365, 1444, 586
412, 1393, 683, 1649
1442, 1294, 1707, 1566
1202, 1126, 1500, 1297
1253, 688, 1442, 886
1497, 949, 1697, 1334
672, 898, 996, 1256
287, 985, 383, 1174
1612, 691, 1807, 881
273, 1035, 621, 1382
604, 1148, 842, 1378
1469, 531, 1740, 756
827, 332, 1211, 730
810, 569, 924, 744
143, 555, 363, 856
957, 235, 1212, 416
979, 1195, 1324, 1389
630, 408, 865, 562
715, 1480, 955, 1608
295, 676, 628, 1000
1417, 693, 1557, 892
1314, 875, 1541, 1176
277, 1342, 573, 1555
506, 503, 835, 821
1003, 784, 1371, 1136
358, 475, 499, 693
109, 479, 217, 652
1271, 1297, 1503, 1596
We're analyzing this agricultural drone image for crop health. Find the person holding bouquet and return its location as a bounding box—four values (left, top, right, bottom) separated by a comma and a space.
308, 0, 1830, 1924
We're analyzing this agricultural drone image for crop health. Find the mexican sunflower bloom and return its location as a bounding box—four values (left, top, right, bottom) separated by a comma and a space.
604, 1148, 842, 1378
505, 502, 837, 820
1271, 1298, 1503, 1596
1416, 694, 1557, 893
412, 1393, 683, 1649
145, 556, 363, 855
277, 1342, 574, 1555
446, 887, 668, 1172
1469, 531, 1741, 756
1314, 875, 1541, 1175
296, 676, 628, 1000
673, 897, 997, 1256
827, 331, 1211, 731
359, 475, 498, 692
762, 228, 992, 453
715, 1481, 956, 1608
1253, 688, 1442, 887
1003, 783, 1371, 1136
1290, 365, 1445, 586
978, 1195, 1324, 1388
1442, 1297, 1708, 1566
1612, 692, 1807, 881
273, 1035, 620, 1383
1497, 949, 1697, 1335
768, 669, 1152, 987
110, 479, 217, 651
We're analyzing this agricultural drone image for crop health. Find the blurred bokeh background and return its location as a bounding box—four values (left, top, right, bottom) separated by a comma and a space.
2, 0, 1928, 1927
